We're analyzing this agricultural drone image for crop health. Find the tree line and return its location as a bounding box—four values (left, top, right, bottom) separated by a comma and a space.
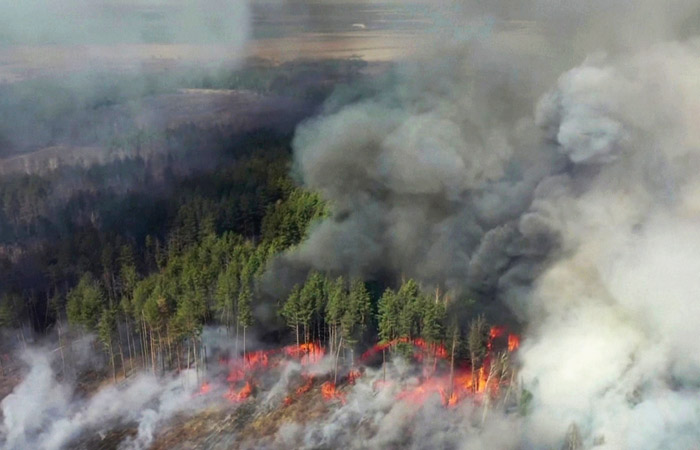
60, 180, 326, 380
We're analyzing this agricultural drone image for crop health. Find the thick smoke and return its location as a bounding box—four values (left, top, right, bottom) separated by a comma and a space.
519, 39, 700, 448
276, 18, 562, 295
277, 0, 700, 447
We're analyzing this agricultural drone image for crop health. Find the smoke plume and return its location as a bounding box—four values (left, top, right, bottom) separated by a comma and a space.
276, 1, 700, 447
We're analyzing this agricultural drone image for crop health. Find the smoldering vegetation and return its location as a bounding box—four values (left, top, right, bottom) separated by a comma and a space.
0, 338, 207, 450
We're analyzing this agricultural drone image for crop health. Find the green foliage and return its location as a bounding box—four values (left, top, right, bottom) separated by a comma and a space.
261, 189, 327, 247
377, 288, 399, 343
98, 307, 117, 350
421, 296, 446, 345
0, 294, 22, 328
237, 284, 254, 329
215, 262, 239, 327
341, 279, 371, 345
325, 276, 347, 328
66, 274, 105, 331
281, 285, 303, 335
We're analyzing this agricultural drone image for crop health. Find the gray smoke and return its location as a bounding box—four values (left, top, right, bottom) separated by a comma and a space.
276, 1, 700, 448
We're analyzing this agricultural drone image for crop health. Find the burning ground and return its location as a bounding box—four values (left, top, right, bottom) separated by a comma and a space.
45, 325, 521, 449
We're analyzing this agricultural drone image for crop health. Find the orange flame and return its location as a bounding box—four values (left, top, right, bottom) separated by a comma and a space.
321, 381, 347, 404
360, 337, 448, 362
508, 334, 520, 352
284, 342, 326, 365
225, 381, 253, 402
321, 381, 336, 400
489, 326, 505, 339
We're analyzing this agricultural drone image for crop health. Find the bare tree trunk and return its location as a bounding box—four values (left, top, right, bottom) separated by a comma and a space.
203, 342, 207, 376
109, 345, 116, 382
334, 336, 343, 385
176, 342, 182, 372
193, 335, 198, 381
141, 317, 148, 368
503, 368, 516, 408
119, 341, 126, 379
481, 363, 498, 425
242, 326, 247, 369
150, 328, 157, 375
57, 319, 66, 376
125, 318, 134, 373
157, 328, 165, 373
235, 321, 240, 359
470, 351, 477, 393
166, 327, 173, 371
382, 348, 386, 382
449, 330, 457, 399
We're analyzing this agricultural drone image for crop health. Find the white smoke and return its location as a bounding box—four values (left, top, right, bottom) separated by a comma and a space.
268, 361, 523, 450
0, 347, 203, 450
519, 39, 700, 448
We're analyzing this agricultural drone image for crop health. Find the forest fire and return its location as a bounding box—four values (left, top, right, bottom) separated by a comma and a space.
386, 326, 519, 408
225, 381, 254, 403
360, 337, 449, 363
199, 326, 519, 410
508, 334, 520, 352
321, 381, 346, 403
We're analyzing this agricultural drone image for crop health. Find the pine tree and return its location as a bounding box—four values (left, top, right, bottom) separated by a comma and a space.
325, 276, 346, 355
341, 279, 371, 364
215, 263, 239, 332
301, 270, 326, 343
237, 284, 254, 365
377, 288, 399, 343
66, 273, 105, 331
98, 307, 118, 381
281, 285, 303, 348
421, 293, 445, 347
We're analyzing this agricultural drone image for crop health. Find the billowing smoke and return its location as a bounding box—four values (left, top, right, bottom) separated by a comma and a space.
519, 40, 700, 447
275, 0, 700, 447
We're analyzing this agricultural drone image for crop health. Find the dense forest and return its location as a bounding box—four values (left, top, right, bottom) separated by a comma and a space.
0, 59, 495, 387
